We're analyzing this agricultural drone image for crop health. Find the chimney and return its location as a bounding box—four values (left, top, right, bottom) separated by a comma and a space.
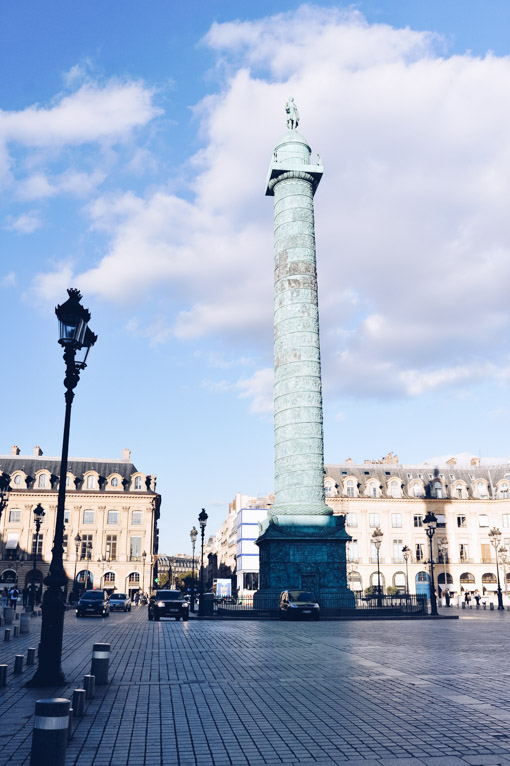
33, 445, 43, 456
446, 457, 457, 466
11, 445, 20, 456
345, 457, 353, 464
122, 448, 131, 462
471, 457, 481, 467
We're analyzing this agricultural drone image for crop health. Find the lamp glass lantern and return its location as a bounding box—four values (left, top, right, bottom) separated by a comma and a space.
199, 509, 208, 529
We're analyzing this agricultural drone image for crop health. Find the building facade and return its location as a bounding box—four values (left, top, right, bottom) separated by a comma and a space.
208, 455, 510, 601
0, 445, 160, 599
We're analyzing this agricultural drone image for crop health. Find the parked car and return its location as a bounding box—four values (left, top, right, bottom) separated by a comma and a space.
279, 590, 320, 620
76, 590, 110, 618
108, 593, 132, 612
148, 590, 189, 621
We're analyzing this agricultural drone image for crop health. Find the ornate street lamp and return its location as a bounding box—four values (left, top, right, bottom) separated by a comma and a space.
198, 509, 208, 616
371, 527, 383, 606
84, 542, 92, 592
423, 511, 438, 616
402, 545, 411, 597
142, 550, 147, 595
28, 288, 97, 687
438, 538, 449, 606
500, 547, 508, 596
190, 526, 198, 613
30, 504, 45, 610
0, 473, 10, 522
489, 527, 504, 610
73, 534, 82, 597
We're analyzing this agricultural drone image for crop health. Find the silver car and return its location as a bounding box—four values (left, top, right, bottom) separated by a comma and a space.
108, 593, 132, 612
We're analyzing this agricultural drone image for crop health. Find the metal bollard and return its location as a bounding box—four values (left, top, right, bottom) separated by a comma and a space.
14, 655, 24, 674
490, 602, 495, 610
72, 689, 86, 717
14, 612, 19, 621
4, 629, 11, 642
30, 698, 70, 766
83, 674, 95, 700
67, 708, 73, 743
91, 643, 110, 685
27, 648, 36, 666
13, 625, 19, 637
20, 613, 30, 634
0, 665, 7, 687
461, 602, 465, 609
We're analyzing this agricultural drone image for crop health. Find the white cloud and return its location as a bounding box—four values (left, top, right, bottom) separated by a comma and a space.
29, 6, 510, 404
5, 211, 42, 234
1, 271, 16, 287
235, 368, 273, 414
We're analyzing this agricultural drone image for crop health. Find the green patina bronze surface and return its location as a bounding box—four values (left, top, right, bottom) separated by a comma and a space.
256, 102, 353, 607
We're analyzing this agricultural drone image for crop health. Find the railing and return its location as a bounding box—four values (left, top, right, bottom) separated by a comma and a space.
213, 593, 426, 618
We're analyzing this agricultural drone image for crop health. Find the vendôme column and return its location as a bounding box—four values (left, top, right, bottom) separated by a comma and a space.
256, 100, 353, 606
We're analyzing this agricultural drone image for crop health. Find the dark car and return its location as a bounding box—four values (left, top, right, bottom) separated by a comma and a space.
148, 590, 189, 621
76, 590, 110, 618
108, 593, 132, 612
279, 590, 320, 620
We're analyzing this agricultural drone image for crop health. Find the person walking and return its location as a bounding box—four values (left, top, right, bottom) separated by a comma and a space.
22, 585, 29, 607
445, 589, 451, 607
474, 590, 481, 608
9, 586, 19, 611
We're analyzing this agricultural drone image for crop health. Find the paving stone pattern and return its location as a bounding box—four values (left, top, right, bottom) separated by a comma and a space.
0, 607, 510, 765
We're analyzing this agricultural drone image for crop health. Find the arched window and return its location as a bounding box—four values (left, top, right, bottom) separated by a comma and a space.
501, 484, 509, 499
412, 483, 424, 498
13, 474, 22, 486
370, 572, 385, 587
38, 474, 46, 488
434, 481, 443, 499
347, 572, 362, 591
416, 571, 430, 582
477, 482, 488, 498
111, 477, 119, 487
482, 573, 497, 584
346, 480, 355, 498
437, 572, 453, 584
393, 572, 406, 588
86, 475, 95, 489
324, 484, 335, 497
390, 480, 401, 499
460, 572, 475, 584
128, 572, 140, 584
369, 483, 378, 498
104, 572, 115, 583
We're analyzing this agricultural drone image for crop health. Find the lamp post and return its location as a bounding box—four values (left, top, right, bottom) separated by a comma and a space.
84, 542, 92, 592
198, 509, 208, 616
402, 545, 411, 597
142, 550, 147, 595
28, 288, 97, 687
73, 534, 81, 597
0, 473, 10, 522
190, 526, 198, 612
489, 527, 504, 610
371, 527, 383, 606
500, 546, 508, 596
438, 538, 449, 606
30, 504, 45, 610
423, 511, 438, 616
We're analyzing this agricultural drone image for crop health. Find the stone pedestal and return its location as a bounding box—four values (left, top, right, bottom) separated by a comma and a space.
255, 513, 354, 609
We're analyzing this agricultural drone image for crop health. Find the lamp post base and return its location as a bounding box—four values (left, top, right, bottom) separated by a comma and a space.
26, 580, 67, 687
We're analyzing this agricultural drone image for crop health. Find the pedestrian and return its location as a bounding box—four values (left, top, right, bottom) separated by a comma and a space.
134, 591, 140, 605
474, 590, 481, 608
445, 589, 451, 607
1, 588, 7, 608
35, 585, 42, 606
22, 585, 29, 607
9, 586, 19, 610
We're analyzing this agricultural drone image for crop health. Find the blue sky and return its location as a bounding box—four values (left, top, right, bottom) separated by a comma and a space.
2, 1, 510, 554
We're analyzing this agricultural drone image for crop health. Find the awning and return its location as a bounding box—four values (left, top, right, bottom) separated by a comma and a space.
5, 534, 19, 550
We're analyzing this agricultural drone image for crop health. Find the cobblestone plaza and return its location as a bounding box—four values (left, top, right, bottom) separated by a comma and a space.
1, 609, 510, 765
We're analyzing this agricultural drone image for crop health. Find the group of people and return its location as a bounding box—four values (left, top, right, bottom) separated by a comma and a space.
1, 585, 41, 609
133, 591, 148, 605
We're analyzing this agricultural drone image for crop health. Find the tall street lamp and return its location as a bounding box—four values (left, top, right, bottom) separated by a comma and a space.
402, 545, 411, 597
0, 473, 10, 522
28, 288, 97, 687
73, 534, 81, 597
371, 527, 383, 606
30, 504, 45, 610
423, 511, 438, 616
84, 542, 92, 591
142, 550, 147, 595
198, 509, 208, 616
500, 547, 508, 596
190, 526, 198, 613
438, 538, 449, 606
489, 527, 504, 610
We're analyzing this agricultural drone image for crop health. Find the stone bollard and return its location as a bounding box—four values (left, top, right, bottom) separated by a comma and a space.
461, 602, 465, 609
67, 708, 73, 743
3, 607, 13, 625
27, 648, 36, 666
30, 698, 70, 766
83, 674, 95, 700
0, 665, 7, 687
14, 612, 19, 621
4, 629, 11, 642
20, 613, 30, 634
13, 625, 19, 638
72, 689, 86, 717
14, 655, 24, 674
91, 643, 110, 685
490, 602, 495, 610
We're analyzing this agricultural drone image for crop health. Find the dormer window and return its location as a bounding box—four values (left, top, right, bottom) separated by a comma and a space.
434, 481, 443, 499
346, 480, 355, 498
111, 477, 119, 488
412, 483, 424, 498
13, 474, 22, 486
134, 476, 142, 490
390, 480, 401, 499
369, 483, 378, 498
477, 482, 488, 499
86, 476, 95, 490
38, 474, 46, 488
501, 484, 509, 499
